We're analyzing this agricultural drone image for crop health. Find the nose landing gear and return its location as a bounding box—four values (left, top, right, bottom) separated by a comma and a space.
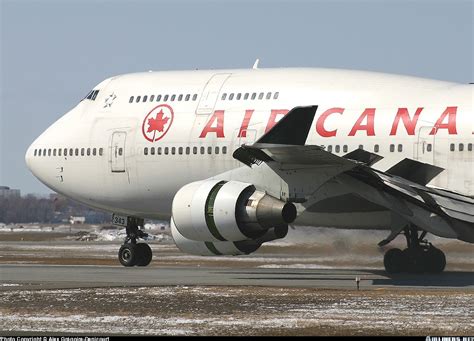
115, 216, 153, 267
383, 225, 446, 274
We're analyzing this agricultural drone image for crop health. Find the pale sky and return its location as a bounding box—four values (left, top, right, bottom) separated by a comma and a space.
1, 0, 472, 195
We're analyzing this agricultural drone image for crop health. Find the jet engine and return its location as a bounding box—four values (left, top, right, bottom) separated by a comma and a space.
171, 217, 289, 256
172, 179, 296, 243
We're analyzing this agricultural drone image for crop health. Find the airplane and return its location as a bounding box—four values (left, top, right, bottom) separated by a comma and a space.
25, 67, 473, 274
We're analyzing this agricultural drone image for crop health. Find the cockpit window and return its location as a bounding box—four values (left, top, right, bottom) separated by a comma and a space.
83, 89, 100, 101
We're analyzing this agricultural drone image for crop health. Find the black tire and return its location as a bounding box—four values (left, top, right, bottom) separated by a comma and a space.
426, 247, 446, 273
136, 243, 153, 267
118, 244, 138, 267
384, 248, 405, 274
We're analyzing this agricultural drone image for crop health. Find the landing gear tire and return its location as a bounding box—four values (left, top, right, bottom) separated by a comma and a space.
383, 248, 405, 274
425, 247, 446, 273
118, 244, 138, 267
136, 243, 153, 267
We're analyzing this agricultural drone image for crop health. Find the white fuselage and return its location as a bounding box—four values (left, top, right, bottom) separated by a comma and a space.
26, 68, 473, 230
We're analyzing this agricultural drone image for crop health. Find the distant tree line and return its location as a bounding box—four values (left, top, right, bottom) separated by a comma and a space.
0, 194, 110, 224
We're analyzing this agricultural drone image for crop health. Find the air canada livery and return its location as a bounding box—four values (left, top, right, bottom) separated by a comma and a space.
25, 67, 473, 274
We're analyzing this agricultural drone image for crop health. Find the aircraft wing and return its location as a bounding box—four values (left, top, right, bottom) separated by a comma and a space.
232, 105, 474, 243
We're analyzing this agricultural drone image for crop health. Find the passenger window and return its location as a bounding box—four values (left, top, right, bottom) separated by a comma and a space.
165, 147, 169, 155
58, 149, 62, 156
34, 149, 37, 156
129, 96, 134, 103
144, 147, 148, 156
215, 147, 219, 154
236, 93, 242, 100
207, 146, 212, 154
193, 94, 198, 101
343, 145, 348, 153
179, 147, 183, 155
335, 145, 340, 153
171, 95, 176, 101
390, 144, 395, 152
81, 148, 85, 156
64, 149, 67, 156
48, 149, 51, 156
200, 146, 205, 154
118, 148, 123, 156
164, 95, 169, 101
427, 144, 432, 152
93, 148, 97, 156
450, 143, 455, 152
374, 144, 379, 153
193, 147, 197, 154
87, 148, 91, 156
258, 92, 264, 100
143, 95, 148, 102
358, 145, 364, 150
43, 148, 46, 156
150, 95, 155, 102
229, 93, 234, 100
99, 148, 104, 156
459, 143, 464, 152
273, 92, 279, 99
68, 148, 73, 156
266, 92, 271, 100
327, 145, 333, 152
53, 149, 56, 156
244, 93, 249, 100
251, 93, 256, 100
136, 96, 141, 103
38, 149, 41, 156
398, 144, 403, 152
185, 94, 190, 101
222, 146, 227, 154
178, 94, 183, 101
468, 143, 473, 151
157, 95, 162, 102
151, 147, 155, 155
171, 147, 176, 155
75, 148, 79, 156
186, 147, 190, 154
158, 147, 162, 155
222, 93, 227, 100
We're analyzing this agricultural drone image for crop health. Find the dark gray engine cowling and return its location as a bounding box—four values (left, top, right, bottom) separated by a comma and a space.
171, 218, 289, 256
172, 180, 296, 242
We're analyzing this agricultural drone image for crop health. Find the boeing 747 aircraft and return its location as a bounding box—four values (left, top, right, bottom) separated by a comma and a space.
25, 67, 473, 273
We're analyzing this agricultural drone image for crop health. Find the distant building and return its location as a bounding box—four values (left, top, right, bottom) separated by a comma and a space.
69, 216, 86, 224
0, 186, 21, 198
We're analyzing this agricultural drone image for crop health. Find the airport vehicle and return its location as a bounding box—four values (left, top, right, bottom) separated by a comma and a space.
25, 67, 473, 273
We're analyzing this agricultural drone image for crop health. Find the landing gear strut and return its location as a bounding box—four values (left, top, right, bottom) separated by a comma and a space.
117, 216, 153, 267
383, 225, 446, 274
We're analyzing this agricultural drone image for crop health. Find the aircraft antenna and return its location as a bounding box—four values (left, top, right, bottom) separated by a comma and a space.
252, 59, 260, 69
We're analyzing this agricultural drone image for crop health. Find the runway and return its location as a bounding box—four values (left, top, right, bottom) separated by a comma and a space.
2, 264, 474, 290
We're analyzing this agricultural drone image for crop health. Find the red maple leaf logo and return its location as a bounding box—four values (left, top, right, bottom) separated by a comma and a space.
147, 110, 169, 133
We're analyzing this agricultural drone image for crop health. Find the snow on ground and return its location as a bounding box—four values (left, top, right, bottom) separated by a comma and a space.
0, 286, 472, 335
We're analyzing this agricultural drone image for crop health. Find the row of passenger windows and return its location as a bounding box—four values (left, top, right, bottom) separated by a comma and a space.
450, 143, 473, 152
34, 148, 104, 157
144, 146, 228, 156
221, 91, 279, 101
129, 93, 198, 104
324, 144, 405, 153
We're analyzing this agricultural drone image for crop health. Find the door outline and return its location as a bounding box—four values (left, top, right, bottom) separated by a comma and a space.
110, 131, 126, 173
196, 73, 231, 115
414, 126, 435, 164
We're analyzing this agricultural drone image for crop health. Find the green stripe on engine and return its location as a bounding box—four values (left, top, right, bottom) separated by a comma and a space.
205, 242, 222, 255
204, 181, 227, 241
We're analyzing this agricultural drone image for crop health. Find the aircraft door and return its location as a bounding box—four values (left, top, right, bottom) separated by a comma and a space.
414, 126, 435, 165
196, 73, 231, 115
110, 131, 126, 173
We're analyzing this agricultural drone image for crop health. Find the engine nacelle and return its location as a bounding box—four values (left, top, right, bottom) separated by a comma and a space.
172, 180, 296, 242
171, 218, 289, 256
